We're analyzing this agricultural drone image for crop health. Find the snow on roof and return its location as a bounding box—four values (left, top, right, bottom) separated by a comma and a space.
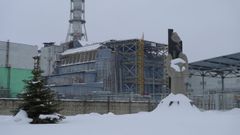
78, 40, 91, 46
61, 43, 102, 55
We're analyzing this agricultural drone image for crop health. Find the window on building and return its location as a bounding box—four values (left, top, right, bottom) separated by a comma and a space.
73, 54, 78, 63
66, 55, 71, 64
88, 51, 92, 61
76, 53, 80, 63
82, 52, 86, 62
85, 51, 90, 62
92, 51, 96, 60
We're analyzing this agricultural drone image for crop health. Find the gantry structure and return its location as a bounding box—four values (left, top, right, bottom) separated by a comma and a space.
104, 39, 168, 95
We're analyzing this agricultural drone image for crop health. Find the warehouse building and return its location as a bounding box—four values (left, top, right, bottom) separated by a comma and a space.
0, 41, 38, 97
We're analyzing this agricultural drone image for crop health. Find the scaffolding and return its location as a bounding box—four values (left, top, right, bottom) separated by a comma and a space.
137, 36, 145, 95
47, 39, 168, 99
189, 52, 240, 110
105, 39, 168, 96
66, 0, 87, 41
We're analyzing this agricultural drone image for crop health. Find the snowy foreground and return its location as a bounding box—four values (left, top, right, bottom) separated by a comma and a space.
1, 94, 240, 135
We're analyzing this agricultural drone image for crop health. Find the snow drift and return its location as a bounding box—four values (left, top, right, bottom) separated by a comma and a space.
153, 93, 199, 113
13, 110, 32, 123
1, 93, 239, 135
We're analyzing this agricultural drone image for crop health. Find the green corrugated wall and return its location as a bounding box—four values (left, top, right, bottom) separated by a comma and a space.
0, 67, 32, 97
0, 68, 8, 89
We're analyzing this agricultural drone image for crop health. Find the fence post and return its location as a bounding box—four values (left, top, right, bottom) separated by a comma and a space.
148, 98, 151, 112
129, 97, 132, 114
107, 96, 110, 113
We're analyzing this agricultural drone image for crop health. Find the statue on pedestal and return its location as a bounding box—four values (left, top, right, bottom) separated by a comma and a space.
167, 29, 189, 95
153, 29, 196, 108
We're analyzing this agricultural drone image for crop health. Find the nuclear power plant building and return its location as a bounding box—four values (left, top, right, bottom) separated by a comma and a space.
42, 39, 168, 98
0, 41, 38, 97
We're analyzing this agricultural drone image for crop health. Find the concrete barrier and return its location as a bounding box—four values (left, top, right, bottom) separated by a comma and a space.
0, 98, 158, 115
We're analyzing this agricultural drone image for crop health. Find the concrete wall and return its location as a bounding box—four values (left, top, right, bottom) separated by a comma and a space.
40, 45, 63, 76
0, 41, 38, 97
0, 41, 38, 69
0, 68, 32, 97
0, 99, 158, 115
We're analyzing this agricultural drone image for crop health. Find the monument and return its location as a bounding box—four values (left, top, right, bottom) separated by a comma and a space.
156, 29, 197, 108
166, 29, 189, 95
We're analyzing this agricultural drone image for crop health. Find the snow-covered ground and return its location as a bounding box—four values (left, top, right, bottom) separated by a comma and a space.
1, 94, 240, 135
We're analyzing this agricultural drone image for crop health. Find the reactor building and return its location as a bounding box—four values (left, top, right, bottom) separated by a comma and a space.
41, 39, 168, 98
38, 0, 168, 99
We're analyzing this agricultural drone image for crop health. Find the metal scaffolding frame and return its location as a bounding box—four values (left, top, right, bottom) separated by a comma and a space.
47, 39, 168, 99
189, 52, 240, 109
137, 37, 145, 95
66, 0, 88, 41
104, 39, 168, 95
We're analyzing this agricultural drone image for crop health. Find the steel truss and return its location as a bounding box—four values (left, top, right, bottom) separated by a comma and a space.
104, 39, 167, 95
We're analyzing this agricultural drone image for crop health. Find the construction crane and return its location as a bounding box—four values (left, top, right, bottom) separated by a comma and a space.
137, 34, 145, 95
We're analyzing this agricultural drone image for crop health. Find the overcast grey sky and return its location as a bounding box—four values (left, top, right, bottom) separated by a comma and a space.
0, 0, 239, 62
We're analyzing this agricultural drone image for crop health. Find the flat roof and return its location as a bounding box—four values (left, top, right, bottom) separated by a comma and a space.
189, 52, 240, 77
61, 43, 102, 55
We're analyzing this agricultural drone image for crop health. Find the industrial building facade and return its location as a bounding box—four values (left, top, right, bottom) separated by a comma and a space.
0, 41, 38, 97
44, 39, 168, 98
1, 39, 240, 111
188, 52, 240, 109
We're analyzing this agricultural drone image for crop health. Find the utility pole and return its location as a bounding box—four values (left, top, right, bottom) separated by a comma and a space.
6, 40, 11, 94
